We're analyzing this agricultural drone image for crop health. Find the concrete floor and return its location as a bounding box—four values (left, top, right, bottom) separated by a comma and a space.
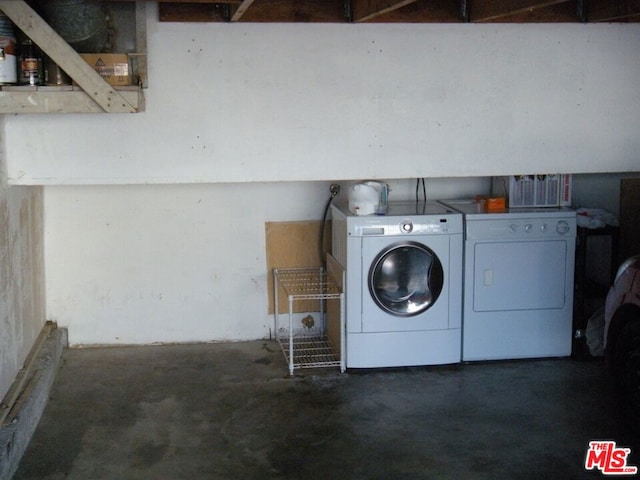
13, 341, 639, 480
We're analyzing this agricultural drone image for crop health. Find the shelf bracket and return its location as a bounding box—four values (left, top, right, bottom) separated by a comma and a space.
0, 0, 137, 113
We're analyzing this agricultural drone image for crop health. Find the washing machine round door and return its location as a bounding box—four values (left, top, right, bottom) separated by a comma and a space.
369, 241, 444, 317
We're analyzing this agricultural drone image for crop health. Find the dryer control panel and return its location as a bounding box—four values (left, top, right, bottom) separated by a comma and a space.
466, 216, 577, 240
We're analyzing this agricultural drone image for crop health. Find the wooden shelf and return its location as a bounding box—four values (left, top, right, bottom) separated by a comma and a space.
0, 86, 143, 114
0, 0, 146, 114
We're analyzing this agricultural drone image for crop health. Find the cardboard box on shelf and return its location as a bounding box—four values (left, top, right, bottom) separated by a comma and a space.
80, 54, 130, 86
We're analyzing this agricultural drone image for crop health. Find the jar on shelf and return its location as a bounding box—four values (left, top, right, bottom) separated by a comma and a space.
45, 57, 71, 85
19, 36, 44, 86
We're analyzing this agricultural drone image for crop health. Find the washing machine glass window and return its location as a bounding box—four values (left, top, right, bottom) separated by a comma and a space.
369, 241, 444, 317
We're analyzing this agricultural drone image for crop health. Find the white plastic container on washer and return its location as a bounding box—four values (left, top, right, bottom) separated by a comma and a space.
348, 181, 389, 216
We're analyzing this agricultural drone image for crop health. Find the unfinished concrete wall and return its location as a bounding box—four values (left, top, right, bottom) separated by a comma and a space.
0, 117, 47, 401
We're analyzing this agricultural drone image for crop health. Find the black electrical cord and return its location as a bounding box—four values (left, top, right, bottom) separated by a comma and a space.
415, 178, 427, 202
319, 184, 341, 266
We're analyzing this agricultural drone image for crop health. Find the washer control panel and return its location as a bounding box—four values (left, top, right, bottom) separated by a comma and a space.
349, 214, 463, 236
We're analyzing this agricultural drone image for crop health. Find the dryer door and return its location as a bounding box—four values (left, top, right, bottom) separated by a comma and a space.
369, 241, 444, 317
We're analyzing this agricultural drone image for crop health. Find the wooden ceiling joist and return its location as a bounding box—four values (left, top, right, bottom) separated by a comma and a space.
230, 0, 257, 21
154, 0, 239, 3
360, 0, 463, 23
351, 0, 419, 22
150, 0, 639, 23
228, 0, 345, 22
470, 0, 572, 22
159, 0, 345, 22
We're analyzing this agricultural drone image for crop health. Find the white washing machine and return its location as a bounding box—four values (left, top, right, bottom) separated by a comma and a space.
331, 201, 463, 368
439, 199, 576, 361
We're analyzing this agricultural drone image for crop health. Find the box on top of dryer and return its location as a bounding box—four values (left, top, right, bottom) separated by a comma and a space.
508, 174, 572, 208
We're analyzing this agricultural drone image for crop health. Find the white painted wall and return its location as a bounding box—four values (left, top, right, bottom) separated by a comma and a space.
44, 178, 488, 345
0, 121, 46, 399
4, 8, 640, 185
46, 172, 636, 346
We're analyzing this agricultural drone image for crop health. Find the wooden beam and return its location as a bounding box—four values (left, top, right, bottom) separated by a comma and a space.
157, 0, 238, 2
471, 0, 572, 22
481, 0, 580, 22
114, 0, 638, 22
134, 2, 148, 88
231, 0, 258, 21
217, 0, 346, 23
0, 0, 137, 113
166, 0, 345, 23
0, 88, 143, 114
140, 0, 241, 2
360, 0, 462, 22
352, 0, 419, 22
159, 3, 227, 21
588, 0, 640, 21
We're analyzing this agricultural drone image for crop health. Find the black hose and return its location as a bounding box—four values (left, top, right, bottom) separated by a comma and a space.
319, 184, 341, 266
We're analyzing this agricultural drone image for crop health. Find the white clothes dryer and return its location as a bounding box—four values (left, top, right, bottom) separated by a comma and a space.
439, 199, 576, 361
331, 201, 463, 368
